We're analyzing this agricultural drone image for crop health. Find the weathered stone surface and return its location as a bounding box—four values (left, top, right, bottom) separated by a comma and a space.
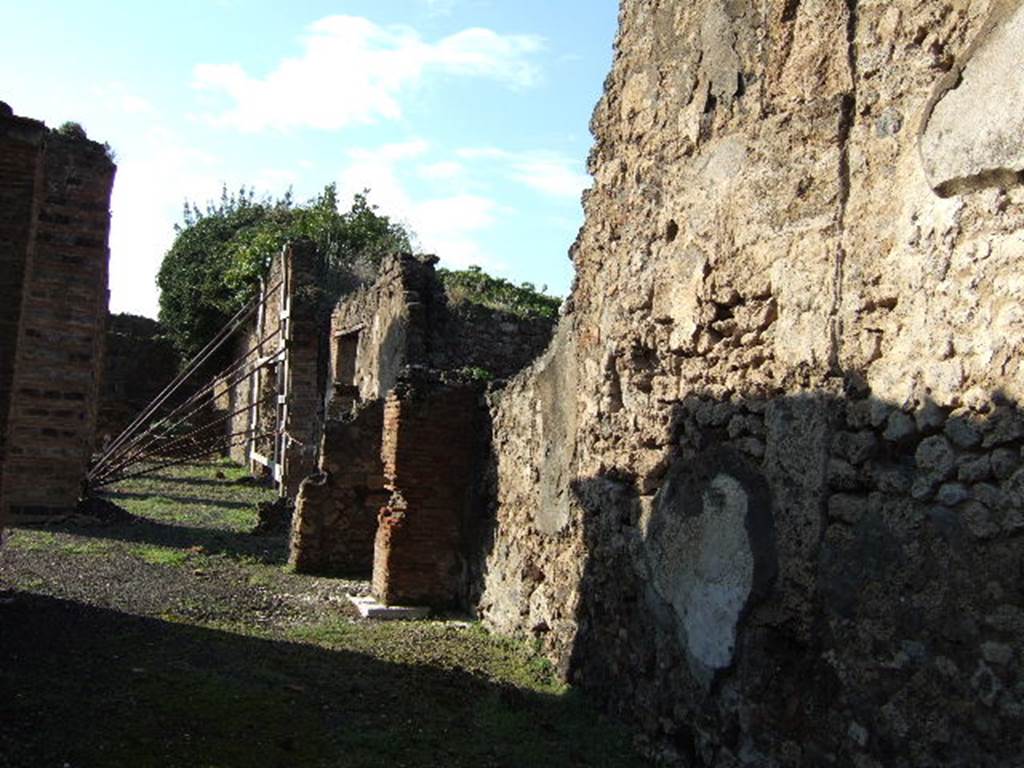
936, 481, 970, 507
883, 410, 916, 444
97, 314, 179, 445
373, 381, 486, 608
289, 401, 386, 575
958, 453, 992, 484
916, 435, 957, 485
284, 256, 548, 581
828, 493, 867, 525
920, 3, 1024, 196
945, 410, 983, 449
475, 2, 1024, 764
533, 322, 577, 535
990, 446, 1019, 480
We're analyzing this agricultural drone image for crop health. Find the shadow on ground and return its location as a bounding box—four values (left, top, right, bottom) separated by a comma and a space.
105, 489, 256, 509
0, 593, 645, 768
13, 515, 288, 566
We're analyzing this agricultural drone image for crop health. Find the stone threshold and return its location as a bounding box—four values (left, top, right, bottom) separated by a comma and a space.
347, 594, 430, 621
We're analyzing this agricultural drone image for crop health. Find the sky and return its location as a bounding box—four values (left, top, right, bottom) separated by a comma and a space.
0, 0, 618, 318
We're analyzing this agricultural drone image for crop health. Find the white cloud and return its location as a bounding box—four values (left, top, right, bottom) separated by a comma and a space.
338, 141, 504, 271
194, 16, 544, 132
252, 168, 299, 194
92, 83, 157, 118
108, 127, 224, 317
509, 156, 590, 198
29, 82, 224, 318
350, 139, 430, 163
340, 140, 429, 215
457, 146, 590, 199
413, 194, 501, 268
417, 160, 466, 181
420, 0, 458, 16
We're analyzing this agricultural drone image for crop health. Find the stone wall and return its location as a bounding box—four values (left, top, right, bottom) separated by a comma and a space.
290, 400, 386, 574
328, 254, 433, 404
477, 2, 1024, 765
433, 300, 556, 382
280, 241, 325, 497
222, 251, 287, 467
328, 253, 555, 404
218, 241, 324, 494
97, 314, 179, 447
291, 253, 553, 578
0, 104, 115, 522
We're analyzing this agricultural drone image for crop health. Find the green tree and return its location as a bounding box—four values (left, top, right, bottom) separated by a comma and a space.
157, 185, 411, 359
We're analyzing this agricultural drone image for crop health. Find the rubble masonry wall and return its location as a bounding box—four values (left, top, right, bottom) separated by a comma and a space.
477, 2, 1024, 765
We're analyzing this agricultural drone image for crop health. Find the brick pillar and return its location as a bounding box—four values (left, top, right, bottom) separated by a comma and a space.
372, 383, 482, 607
1, 113, 115, 520
0, 105, 46, 532
281, 239, 325, 498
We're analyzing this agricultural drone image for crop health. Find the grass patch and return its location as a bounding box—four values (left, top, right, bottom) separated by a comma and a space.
1, 461, 649, 766
287, 618, 564, 693
4, 530, 58, 552
132, 545, 191, 567
6, 530, 114, 557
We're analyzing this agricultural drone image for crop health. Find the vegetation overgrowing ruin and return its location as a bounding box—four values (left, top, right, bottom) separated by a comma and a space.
4, 1, 1024, 765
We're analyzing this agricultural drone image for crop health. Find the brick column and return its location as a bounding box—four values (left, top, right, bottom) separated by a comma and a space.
372, 382, 482, 607
1, 114, 115, 520
281, 239, 325, 498
0, 105, 46, 531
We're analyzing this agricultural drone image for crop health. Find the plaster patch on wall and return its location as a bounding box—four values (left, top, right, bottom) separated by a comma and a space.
534, 322, 578, 535
646, 456, 773, 684
679, 474, 754, 669
920, 3, 1024, 196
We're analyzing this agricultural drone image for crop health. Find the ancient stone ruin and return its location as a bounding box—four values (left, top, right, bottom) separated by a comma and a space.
473, 1, 1024, 763
3, 1, 1024, 762
0, 103, 115, 526
96, 313, 179, 447
218, 245, 554, 607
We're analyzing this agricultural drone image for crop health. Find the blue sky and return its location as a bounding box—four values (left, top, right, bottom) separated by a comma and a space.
1, 1, 618, 317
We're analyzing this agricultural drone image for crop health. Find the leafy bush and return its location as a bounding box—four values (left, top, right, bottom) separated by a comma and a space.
157, 185, 411, 359
439, 266, 560, 319
55, 121, 88, 140
53, 121, 116, 161
458, 366, 495, 382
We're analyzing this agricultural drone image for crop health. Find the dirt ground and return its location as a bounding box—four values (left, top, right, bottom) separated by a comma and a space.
0, 460, 648, 768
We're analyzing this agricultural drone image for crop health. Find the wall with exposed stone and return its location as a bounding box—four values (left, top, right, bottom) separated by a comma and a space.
476, 2, 1024, 765
222, 251, 288, 468
327, 253, 555, 405
218, 242, 325, 495
97, 314, 179, 447
433, 300, 556, 382
327, 254, 434, 404
0, 105, 46, 534
0, 104, 115, 522
289, 254, 554, 576
290, 400, 386, 575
